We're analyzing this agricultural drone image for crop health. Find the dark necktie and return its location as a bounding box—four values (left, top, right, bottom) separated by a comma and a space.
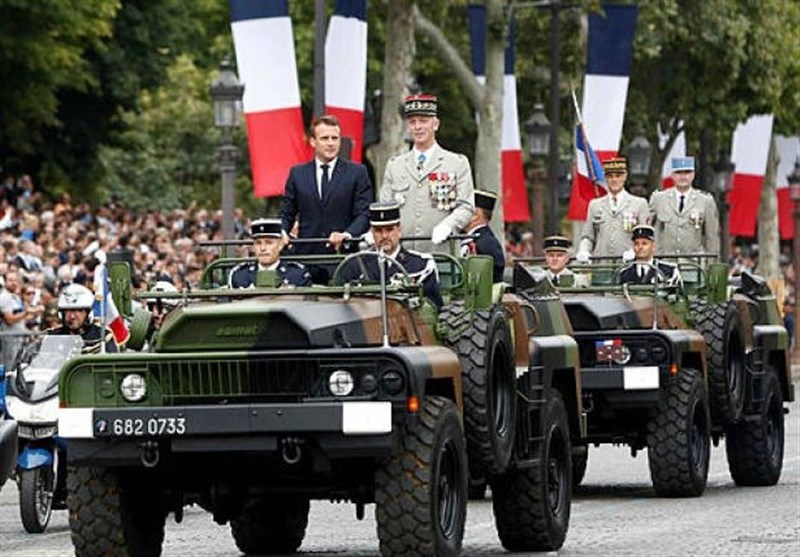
552, 274, 559, 286
320, 164, 330, 199
638, 265, 645, 279
678, 194, 685, 213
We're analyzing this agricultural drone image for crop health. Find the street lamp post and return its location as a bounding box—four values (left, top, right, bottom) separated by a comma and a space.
625, 132, 652, 196
788, 156, 800, 363
712, 151, 735, 263
524, 103, 551, 255
210, 58, 244, 258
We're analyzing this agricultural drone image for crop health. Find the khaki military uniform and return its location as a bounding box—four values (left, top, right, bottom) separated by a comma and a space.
649, 188, 720, 256
579, 189, 649, 257
380, 144, 474, 253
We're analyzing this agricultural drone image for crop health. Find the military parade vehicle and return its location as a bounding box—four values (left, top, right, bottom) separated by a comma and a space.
525, 257, 792, 497
56, 247, 583, 557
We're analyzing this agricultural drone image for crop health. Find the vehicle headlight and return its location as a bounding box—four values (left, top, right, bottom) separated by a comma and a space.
328, 370, 354, 396
612, 345, 632, 365
120, 374, 147, 402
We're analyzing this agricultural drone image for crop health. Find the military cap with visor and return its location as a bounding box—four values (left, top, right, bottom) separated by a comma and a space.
369, 202, 401, 226
250, 218, 283, 238
603, 157, 628, 175
671, 156, 695, 172
474, 190, 497, 212
631, 224, 656, 241
543, 235, 572, 252
404, 94, 437, 117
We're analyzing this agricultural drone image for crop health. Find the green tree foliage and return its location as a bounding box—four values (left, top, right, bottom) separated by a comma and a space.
626, 0, 800, 182
0, 0, 119, 158
98, 55, 251, 214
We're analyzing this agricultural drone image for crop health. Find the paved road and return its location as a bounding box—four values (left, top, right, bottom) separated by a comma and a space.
1, 394, 798, 556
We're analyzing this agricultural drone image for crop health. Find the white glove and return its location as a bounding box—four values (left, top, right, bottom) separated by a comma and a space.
360, 230, 375, 247
431, 223, 452, 245
622, 249, 635, 263
575, 250, 591, 264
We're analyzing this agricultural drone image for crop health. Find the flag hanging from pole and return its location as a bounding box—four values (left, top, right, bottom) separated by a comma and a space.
231, 0, 310, 198
776, 135, 799, 240
468, 5, 529, 222
325, 0, 367, 162
729, 114, 774, 237
568, 4, 638, 221
92, 264, 129, 345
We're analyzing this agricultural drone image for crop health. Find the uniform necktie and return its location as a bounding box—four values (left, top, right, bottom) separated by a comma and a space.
638, 265, 645, 279
320, 164, 330, 199
417, 152, 426, 172
552, 274, 559, 286
678, 194, 685, 213
612, 196, 618, 210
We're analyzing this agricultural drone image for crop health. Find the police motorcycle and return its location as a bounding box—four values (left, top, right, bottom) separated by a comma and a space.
0, 363, 18, 492
4, 334, 83, 533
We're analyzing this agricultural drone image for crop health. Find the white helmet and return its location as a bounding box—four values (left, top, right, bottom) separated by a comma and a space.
58, 283, 95, 311
151, 281, 179, 306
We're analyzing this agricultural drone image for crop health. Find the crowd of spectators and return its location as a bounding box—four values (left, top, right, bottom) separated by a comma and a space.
0, 174, 795, 361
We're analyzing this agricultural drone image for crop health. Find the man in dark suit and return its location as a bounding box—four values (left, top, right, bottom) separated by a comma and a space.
460, 190, 505, 282
339, 202, 443, 309
619, 225, 680, 286
279, 114, 373, 282
229, 219, 311, 289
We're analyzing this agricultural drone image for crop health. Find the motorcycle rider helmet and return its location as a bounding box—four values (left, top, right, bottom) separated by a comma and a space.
58, 283, 95, 330
150, 280, 179, 307
58, 283, 95, 310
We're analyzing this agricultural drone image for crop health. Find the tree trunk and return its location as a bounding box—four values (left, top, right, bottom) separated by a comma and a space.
757, 136, 782, 290
365, 0, 415, 188
413, 0, 506, 240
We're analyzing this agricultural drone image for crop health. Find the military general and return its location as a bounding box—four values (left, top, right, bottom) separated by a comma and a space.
379, 94, 474, 253
577, 157, 649, 261
649, 156, 720, 257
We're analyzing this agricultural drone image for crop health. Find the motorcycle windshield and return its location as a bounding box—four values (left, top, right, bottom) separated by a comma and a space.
18, 336, 84, 387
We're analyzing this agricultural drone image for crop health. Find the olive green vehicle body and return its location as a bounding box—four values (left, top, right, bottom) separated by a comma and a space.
540, 260, 792, 450
58, 254, 583, 550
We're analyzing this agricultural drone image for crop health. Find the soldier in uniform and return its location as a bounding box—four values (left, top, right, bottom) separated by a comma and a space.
649, 156, 720, 256
380, 94, 474, 253
619, 225, 680, 285
228, 218, 312, 289
49, 283, 119, 354
339, 202, 443, 309
577, 157, 650, 261
543, 236, 575, 287
460, 190, 504, 282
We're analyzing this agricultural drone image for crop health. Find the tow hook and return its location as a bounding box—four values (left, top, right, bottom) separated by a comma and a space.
281, 437, 303, 465
140, 441, 160, 468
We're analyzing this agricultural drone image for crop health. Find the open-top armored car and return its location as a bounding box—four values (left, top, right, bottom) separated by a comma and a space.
537, 259, 792, 497
57, 250, 584, 557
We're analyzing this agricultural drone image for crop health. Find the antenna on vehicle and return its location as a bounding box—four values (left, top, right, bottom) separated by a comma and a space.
378, 249, 390, 348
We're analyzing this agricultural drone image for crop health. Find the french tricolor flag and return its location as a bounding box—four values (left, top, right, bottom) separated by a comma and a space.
776, 135, 799, 240
568, 4, 637, 221
729, 114, 774, 237
93, 264, 129, 346
325, 0, 367, 162
468, 5, 529, 222
231, 0, 310, 198
659, 126, 686, 189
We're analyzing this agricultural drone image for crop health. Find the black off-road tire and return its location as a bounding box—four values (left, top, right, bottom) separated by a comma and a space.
647, 368, 710, 497
231, 497, 310, 555
572, 447, 588, 490
439, 301, 516, 476
692, 301, 746, 424
67, 466, 165, 557
491, 390, 571, 552
725, 370, 784, 486
19, 466, 54, 533
375, 396, 467, 557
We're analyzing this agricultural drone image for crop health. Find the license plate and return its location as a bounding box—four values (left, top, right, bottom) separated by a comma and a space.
96, 416, 187, 437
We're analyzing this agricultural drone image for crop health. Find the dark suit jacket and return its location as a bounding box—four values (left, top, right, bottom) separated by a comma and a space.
463, 225, 504, 282
279, 158, 373, 255
619, 260, 678, 285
